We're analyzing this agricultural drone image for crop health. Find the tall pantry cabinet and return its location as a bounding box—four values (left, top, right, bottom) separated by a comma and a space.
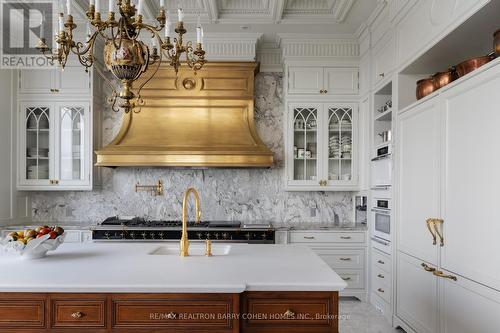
395, 61, 500, 333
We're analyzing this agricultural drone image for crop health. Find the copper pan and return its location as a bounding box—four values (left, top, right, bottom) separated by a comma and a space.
455, 53, 496, 78
432, 69, 457, 90
416, 77, 435, 100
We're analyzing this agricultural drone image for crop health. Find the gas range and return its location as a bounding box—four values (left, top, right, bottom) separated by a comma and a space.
92, 216, 275, 243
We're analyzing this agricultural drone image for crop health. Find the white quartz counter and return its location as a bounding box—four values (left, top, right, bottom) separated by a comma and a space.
0, 243, 347, 293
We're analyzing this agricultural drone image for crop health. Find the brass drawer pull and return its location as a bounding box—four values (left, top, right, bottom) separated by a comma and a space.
421, 263, 436, 272
339, 257, 352, 261
340, 236, 352, 240
303, 236, 315, 240
284, 309, 295, 318
377, 260, 385, 264
342, 277, 351, 281
377, 288, 385, 293
433, 271, 457, 281
377, 274, 385, 279
71, 312, 83, 319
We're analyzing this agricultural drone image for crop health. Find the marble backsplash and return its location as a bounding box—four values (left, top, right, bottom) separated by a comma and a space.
29, 73, 354, 225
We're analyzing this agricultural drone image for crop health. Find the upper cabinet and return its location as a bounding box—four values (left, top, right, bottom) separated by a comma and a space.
17, 66, 99, 191
19, 67, 91, 96
287, 66, 359, 95
397, 0, 490, 67
372, 33, 396, 89
285, 102, 359, 191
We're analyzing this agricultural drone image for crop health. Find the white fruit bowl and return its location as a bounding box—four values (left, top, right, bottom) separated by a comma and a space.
1, 233, 66, 259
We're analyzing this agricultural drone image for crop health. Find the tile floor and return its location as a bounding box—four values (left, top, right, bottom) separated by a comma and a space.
339, 298, 406, 333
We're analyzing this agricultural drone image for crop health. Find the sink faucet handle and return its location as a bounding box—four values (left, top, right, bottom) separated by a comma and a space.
197, 209, 202, 223
205, 240, 213, 257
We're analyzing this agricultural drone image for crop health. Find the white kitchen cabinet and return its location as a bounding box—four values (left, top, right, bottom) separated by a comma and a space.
397, 0, 490, 67
18, 101, 92, 190
288, 66, 324, 94
396, 98, 441, 266
287, 66, 358, 95
286, 102, 359, 191
19, 67, 90, 96
440, 272, 500, 333
289, 230, 368, 301
440, 65, 500, 291
397, 252, 439, 333
372, 33, 395, 88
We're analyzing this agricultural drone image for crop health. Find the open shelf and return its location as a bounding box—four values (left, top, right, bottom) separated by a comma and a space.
398, 0, 500, 110
374, 108, 392, 121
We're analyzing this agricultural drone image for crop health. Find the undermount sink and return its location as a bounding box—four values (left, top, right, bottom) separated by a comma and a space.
149, 244, 232, 256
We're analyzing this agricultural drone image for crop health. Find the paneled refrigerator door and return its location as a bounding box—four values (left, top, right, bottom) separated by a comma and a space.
440, 66, 500, 291
54, 102, 91, 189
324, 104, 358, 187
396, 99, 441, 266
18, 102, 55, 188
287, 103, 324, 188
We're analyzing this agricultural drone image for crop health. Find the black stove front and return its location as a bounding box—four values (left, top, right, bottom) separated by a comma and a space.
93, 217, 275, 243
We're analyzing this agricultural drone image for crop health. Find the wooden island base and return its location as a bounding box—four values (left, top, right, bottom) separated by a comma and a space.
0, 291, 339, 333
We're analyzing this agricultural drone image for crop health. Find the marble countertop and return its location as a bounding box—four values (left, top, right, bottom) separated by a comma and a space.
0, 243, 347, 293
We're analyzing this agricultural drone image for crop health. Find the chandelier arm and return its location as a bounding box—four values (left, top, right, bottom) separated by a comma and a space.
92, 57, 121, 112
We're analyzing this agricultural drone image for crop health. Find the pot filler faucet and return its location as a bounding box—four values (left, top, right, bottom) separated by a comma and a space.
180, 187, 202, 257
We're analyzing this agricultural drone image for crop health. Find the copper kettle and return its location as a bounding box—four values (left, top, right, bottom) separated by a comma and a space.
495, 29, 500, 57
416, 77, 435, 100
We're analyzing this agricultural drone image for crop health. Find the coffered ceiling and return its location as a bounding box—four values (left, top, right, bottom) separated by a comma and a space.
72, 0, 378, 42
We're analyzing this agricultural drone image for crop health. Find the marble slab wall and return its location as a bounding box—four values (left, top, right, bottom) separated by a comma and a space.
30, 73, 354, 224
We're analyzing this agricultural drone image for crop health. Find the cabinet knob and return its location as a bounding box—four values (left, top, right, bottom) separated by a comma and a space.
323, 90, 328, 94
319, 89, 324, 94
377, 274, 385, 279
71, 312, 83, 319
377, 288, 385, 293
379, 73, 385, 78
50, 180, 59, 185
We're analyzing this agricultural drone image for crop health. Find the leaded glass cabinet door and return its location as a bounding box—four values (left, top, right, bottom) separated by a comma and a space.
287, 103, 324, 186
20, 103, 54, 186
325, 104, 358, 186
55, 102, 91, 187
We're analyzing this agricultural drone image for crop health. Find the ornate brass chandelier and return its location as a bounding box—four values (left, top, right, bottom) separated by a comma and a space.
36, 0, 206, 113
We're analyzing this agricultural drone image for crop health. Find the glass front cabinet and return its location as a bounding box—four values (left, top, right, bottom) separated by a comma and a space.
18, 101, 92, 190
286, 102, 358, 191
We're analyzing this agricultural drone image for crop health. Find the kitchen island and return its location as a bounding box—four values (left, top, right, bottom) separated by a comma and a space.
0, 243, 346, 333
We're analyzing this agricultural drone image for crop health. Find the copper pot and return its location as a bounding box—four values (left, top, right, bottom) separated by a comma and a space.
416, 77, 435, 100
495, 29, 500, 57
432, 69, 457, 90
455, 53, 495, 78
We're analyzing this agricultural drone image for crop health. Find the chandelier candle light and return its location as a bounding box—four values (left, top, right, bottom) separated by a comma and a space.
36, 0, 207, 113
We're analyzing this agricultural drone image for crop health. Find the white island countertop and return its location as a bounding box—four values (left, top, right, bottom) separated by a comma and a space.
0, 243, 347, 293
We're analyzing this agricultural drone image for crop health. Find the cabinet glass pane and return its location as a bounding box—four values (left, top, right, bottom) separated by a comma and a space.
25, 107, 50, 180
60, 106, 84, 181
292, 107, 319, 181
328, 107, 353, 181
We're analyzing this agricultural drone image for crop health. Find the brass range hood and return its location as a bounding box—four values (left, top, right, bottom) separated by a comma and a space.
95, 62, 274, 167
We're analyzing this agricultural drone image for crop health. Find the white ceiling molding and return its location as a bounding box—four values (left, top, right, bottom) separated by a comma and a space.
280, 0, 357, 23
257, 47, 282, 72
332, 0, 356, 23
277, 33, 359, 59
204, 0, 220, 23
203, 33, 263, 61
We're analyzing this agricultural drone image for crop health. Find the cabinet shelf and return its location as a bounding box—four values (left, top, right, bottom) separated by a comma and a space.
26, 156, 49, 160
374, 108, 392, 121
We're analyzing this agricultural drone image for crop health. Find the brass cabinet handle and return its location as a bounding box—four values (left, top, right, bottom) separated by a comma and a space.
426, 218, 438, 245
303, 236, 315, 240
377, 288, 385, 293
71, 312, 83, 319
377, 274, 385, 279
421, 262, 436, 272
433, 270, 457, 281
284, 309, 295, 318
49, 180, 59, 185
339, 257, 352, 261
433, 219, 444, 247
342, 277, 351, 281
324, 90, 328, 93
340, 236, 352, 240
377, 260, 385, 264
319, 89, 324, 94
50, 88, 60, 93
